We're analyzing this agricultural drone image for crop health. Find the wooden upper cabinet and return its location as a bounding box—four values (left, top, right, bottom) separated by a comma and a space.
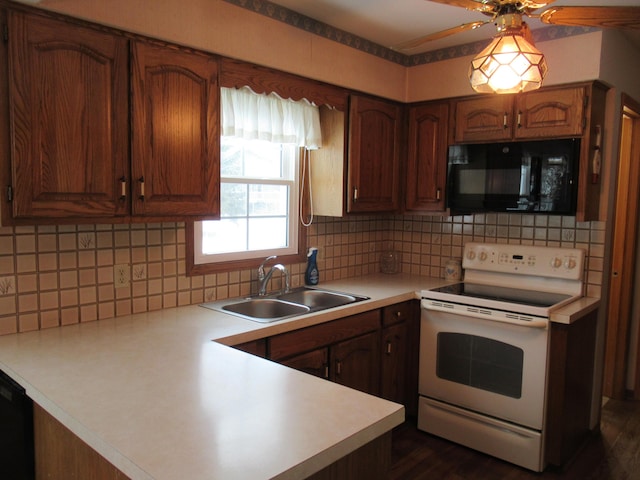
7, 11, 129, 219
405, 101, 449, 212
347, 95, 402, 213
514, 86, 585, 139
454, 95, 513, 143
131, 41, 220, 218
453, 86, 586, 143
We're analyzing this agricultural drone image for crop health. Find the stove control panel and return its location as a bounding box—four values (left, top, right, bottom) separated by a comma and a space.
463, 242, 585, 280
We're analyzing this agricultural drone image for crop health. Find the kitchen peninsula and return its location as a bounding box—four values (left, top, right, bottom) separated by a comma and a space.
0, 275, 438, 480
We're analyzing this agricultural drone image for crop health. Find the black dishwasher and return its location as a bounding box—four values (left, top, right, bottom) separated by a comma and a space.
0, 370, 35, 480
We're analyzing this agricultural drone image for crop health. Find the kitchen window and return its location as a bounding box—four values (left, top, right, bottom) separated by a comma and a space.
187, 86, 321, 274
193, 137, 299, 263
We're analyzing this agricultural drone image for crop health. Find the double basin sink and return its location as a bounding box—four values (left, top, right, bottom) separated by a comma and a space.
200, 286, 369, 323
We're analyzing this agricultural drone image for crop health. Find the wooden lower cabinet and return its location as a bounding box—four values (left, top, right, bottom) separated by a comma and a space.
270, 310, 382, 396
545, 310, 598, 467
270, 301, 420, 407
232, 338, 267, 357
332, 331, 380, 395
281, 347, 329, 379
307, 431, 391, 480
34, 404, 130, 480
380, 301, 420, 417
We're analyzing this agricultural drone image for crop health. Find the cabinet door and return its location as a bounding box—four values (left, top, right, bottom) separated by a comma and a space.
382, 301, 420, 416
380, 322, 408, 405
514, 87, 585, 139
131, 41, 220, 217
331, 331, 380, 396
454, 96, 513, 143
280, 348, 329, 379
347, 95, 401, 213
8, 12, 129, 219
406, 101, 448, 212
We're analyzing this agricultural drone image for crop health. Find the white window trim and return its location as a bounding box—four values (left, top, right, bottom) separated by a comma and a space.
193, 148, 300, 265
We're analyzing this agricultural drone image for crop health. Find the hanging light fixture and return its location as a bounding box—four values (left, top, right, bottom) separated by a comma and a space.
469, 13, 547, 94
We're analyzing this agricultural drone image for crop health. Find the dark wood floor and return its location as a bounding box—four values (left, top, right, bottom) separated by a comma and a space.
391, 398, 640, 480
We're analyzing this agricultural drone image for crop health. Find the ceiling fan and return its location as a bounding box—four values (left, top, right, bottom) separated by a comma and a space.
394, 1, 640, 94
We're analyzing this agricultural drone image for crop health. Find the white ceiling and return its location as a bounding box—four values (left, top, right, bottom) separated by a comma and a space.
269, 0, 640, 53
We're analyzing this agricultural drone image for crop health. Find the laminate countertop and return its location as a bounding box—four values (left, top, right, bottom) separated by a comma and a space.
0, 274, 443, 480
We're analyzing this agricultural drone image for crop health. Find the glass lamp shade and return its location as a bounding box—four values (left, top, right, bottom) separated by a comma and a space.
469, 31, 548, 94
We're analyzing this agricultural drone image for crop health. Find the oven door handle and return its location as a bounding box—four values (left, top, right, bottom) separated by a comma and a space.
421, 301, 548, 329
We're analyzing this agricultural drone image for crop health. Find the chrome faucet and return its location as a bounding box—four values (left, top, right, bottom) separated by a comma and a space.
257, 256, 290, 296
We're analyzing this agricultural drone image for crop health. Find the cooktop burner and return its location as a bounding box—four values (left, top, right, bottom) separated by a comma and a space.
429, 282, 573, 309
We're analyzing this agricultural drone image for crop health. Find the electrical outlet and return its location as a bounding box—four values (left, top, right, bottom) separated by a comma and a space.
114, 264, 130, 288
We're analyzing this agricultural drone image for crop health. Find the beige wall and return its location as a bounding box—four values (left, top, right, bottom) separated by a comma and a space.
22, 0, 408, 101
406, 32, 605, 102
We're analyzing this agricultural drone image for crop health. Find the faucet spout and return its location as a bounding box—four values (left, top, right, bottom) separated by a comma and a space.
258, 263, 290, 296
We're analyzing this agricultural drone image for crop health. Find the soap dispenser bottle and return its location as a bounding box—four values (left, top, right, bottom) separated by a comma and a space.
305, 247, 319, 286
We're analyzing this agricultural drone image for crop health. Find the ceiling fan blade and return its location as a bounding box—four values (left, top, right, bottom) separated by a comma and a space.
391, 21, 488, 51
539, 6, 640, 30
426, 0, 497, 15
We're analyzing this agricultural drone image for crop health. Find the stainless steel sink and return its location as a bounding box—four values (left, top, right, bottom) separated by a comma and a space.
277, 288, 360, 309
200, 287, 368, 323
221, 298, 309, 322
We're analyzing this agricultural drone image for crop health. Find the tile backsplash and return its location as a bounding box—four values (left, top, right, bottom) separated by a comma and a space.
0, 214, 605, 335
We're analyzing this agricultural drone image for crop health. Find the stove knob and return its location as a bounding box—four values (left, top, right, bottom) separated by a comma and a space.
564, 258, 577, 269
551, 257, 563, 268
466, 250, 476, 261
479, 251, 488, 262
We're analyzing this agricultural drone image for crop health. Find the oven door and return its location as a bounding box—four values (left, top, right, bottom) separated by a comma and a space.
419, 301, 548, 430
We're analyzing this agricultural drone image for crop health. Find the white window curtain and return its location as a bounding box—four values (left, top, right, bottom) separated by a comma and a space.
221, 86, 322, 149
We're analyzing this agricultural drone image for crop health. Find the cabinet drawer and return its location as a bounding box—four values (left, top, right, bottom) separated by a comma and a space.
269, 310, 381, 361
382, 301, 416, 326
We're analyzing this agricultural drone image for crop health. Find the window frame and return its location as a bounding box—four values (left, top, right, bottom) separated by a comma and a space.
186, 149, 308, 276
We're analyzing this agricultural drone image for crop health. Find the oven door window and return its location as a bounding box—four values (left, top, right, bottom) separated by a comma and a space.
436, 333, 523, 399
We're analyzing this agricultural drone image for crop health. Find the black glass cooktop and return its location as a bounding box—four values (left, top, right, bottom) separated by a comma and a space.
429, 282, 572, 308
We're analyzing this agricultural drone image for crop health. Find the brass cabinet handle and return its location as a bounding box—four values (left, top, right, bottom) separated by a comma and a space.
138, 176, 145, 201
119, 176, 126, 200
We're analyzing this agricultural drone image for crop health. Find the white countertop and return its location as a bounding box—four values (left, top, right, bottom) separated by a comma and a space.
0, 274, 440, 480
0, 273, 600, 479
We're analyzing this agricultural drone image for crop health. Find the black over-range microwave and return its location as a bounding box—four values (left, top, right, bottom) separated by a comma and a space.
446, 138, 581, 215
